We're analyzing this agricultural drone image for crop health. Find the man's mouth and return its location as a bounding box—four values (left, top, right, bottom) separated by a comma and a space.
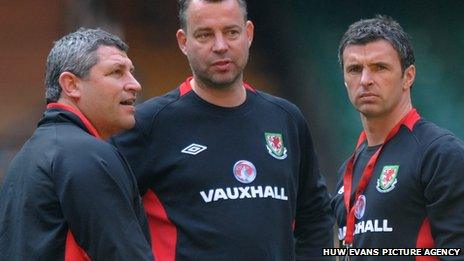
120, 98, 136, 106
212, 59, 232, 66
213, 61, 230, 66
359, 92, 378, 98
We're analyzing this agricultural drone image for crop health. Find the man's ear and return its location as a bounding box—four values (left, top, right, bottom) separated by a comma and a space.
58, 72, 81, 99
176, 29, 188, 56
246, 20, 254, 47
403, 65, 416, 91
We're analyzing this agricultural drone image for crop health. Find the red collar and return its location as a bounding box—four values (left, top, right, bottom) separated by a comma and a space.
355, 108, 420, 148
47, 103, 101, 139
179, 76, 256, 96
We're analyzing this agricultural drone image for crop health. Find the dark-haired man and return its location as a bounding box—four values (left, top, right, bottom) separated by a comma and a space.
331, 16, 464, 260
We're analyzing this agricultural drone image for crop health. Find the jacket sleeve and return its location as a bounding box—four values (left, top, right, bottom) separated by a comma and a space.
53, 143, 154, 261
294, 118, 335, 260
421, 134, 464, 259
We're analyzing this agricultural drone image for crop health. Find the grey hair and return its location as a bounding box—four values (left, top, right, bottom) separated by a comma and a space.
338, 15, 415, 73
44, 28, 128, 103
178, 0, 248, 31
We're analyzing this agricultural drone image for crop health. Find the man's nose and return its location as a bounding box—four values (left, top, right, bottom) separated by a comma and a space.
125, 73, 142, 93
212, 34, 228, 53
360, 69, 374, 87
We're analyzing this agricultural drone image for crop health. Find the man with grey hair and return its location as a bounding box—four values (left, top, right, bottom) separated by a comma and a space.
331, 15, 464, 259
0, 28, 153, 260
113, 0, 334, 260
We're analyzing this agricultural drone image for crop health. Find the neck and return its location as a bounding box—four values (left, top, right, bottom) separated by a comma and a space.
190, 77, 246, 107
361, 103, 412, 146
56, 98, 105, 139
56, 98, 80, 112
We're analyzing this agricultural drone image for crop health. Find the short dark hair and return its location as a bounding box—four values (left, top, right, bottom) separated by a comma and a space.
44, 28, 128, 104
178, 0, 248, 31
338, 15, 415, 73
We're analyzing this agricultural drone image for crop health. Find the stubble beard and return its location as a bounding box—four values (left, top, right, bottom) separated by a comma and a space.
196, 69, 243, 90
190, 55, 248, 90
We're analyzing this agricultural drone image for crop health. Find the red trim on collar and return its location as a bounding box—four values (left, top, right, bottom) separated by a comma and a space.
356, 108, 421, 147
179, 76, 256, 97
47, 103, 101, 139
403, 108, 421, 131
243, 82, 256, 92
179, 77, 193, 96
355, 132, 367, 148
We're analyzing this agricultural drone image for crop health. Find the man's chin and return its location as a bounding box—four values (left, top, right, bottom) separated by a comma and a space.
358, 107, 385, 119
119, 118, 136, 131
210, 81, 235, 89
200, 72, 241, 89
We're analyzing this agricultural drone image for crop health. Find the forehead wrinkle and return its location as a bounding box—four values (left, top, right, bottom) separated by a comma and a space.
343, 42, 399, 67
98, 51, 134, 69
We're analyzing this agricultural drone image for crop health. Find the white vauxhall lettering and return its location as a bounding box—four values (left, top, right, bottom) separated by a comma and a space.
280, 188, 288, 200
365, 220, 374, 232
200, 190, 214, 203
374, 219, 382, 232
213, 189, 227, 201
239, 187, 252, 199
382, 219, 393, 232
263, 186, 274, 198
274, 187, 281, 199
250, 186, 263, 198
200, 185, 288, 203
226, 187, 239, 199
339, 219, 393, 240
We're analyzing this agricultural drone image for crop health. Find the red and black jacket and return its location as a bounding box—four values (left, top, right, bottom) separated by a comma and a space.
0, 104, 153, 260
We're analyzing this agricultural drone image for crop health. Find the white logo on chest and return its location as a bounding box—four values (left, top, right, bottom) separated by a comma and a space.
181, 143, 207, 155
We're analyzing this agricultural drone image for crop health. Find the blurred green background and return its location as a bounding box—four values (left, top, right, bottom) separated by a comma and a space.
1, 0, 463, 192
248, 0, 464, 189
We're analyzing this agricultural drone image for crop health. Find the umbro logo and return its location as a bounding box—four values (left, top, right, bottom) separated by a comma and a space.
181, 143, 207, 155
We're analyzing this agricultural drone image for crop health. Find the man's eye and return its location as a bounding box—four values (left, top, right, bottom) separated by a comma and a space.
226, 30, 239, 37
197, 33, 211, 40
109, 69, 123, 76
347, 66, 361, 73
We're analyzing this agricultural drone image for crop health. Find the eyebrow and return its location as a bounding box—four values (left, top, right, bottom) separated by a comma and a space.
370, 62, 390, 68
345, 61, 391, 68
223, 25, 241, 30
193, 27, 212, 33
193, 24, 241, 33
111, 61, 135, 71
345, 64, 361, 70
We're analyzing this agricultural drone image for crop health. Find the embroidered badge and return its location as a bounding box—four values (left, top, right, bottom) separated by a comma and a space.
264, 132, 287, 160
354, 195, 366, 219
376, 165, 399, 193
233, 160, 257, 184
